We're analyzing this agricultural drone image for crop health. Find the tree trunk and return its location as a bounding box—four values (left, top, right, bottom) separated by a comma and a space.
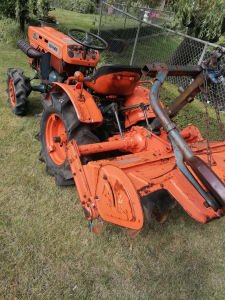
19, 15, 26, 31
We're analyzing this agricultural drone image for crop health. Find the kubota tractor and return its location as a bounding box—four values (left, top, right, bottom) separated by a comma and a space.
7, 26, 225, 233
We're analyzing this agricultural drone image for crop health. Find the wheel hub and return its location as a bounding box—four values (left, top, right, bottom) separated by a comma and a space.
8, 79, 16, 108
45, 113, 68, 165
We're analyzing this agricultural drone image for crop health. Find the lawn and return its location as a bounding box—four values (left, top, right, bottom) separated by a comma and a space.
0, 9, 225, 300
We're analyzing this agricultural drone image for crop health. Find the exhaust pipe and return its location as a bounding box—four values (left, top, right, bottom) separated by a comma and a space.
18, 40, 42, 58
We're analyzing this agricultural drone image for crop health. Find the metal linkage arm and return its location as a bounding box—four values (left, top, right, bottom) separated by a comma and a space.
149, 70, 225, 210
142, 63, 202, 78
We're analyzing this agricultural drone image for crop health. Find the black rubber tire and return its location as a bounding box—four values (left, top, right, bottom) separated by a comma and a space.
141, 189, 176, 224
7, 68, 31, 116
40, 92, 99, 186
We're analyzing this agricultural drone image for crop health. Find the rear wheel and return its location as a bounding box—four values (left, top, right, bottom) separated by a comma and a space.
7, 68, 31, 116
40, 92, 99, 186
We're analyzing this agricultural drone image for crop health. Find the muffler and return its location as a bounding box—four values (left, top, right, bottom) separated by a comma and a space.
18, 40, 42, 58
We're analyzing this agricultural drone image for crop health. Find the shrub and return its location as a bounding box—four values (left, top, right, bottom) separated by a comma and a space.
0, 0, 16, 19
0, 18, 22, 46
72, 0, 95, 14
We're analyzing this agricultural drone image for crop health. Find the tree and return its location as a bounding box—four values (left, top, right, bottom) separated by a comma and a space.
167, 0, 225, 65
0, 0, 52, 32
38, 0, 51, 18
0, 0, 16, 18
29, 0, 38, 16
16, 0, 29, 31
169, 0, 225, 42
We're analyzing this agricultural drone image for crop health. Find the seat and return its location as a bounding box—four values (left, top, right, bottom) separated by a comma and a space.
84, 64, 142, 96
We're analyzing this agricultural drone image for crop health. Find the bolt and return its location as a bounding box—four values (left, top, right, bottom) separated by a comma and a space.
204, 201, 209, 208
53, 136, 61, 143
48, 144, 55, 153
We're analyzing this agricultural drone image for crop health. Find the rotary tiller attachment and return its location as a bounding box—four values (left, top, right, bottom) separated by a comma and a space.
66, 124, 225, 232
66, 51, 225, 232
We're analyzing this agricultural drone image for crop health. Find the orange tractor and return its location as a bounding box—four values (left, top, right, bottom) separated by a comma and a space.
7, 26, 225, 232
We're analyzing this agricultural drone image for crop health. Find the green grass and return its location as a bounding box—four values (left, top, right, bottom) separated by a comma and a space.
134, 35, 181, 65
100, 35, 181, 67
54, 8, 99, 31
160, 82, 225, 141
54, 8, 137, 32
0, 8, 225, 300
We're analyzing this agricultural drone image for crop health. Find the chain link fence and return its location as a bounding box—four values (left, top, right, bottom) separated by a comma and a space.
97, 1, 225, 140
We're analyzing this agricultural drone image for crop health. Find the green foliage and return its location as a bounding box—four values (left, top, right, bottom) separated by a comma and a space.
0, 18, 21, 45
59, 0, 95, 13
170, 0, 225, 41
59, 0, 74, 10
71, 0, 95, 14
37, 0, 51, 17
0, 0, 52, 31
29, 0, 38, 16
0, 0, 16, 18
16, 0, 29, 31
199, 1, 225, 41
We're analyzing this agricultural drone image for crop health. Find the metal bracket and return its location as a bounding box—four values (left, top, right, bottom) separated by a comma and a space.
170, 137, 220, 211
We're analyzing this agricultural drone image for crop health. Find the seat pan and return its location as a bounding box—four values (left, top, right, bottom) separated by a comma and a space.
84, 64, 142, 96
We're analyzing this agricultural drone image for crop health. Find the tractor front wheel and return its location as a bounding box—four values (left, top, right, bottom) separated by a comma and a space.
7, 68, 31, 116
40, 92, 99, 186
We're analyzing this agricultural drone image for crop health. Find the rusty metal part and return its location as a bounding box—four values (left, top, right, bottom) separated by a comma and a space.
201, 71, 213, 167
149, 69, 225, 210
171, 137, 220, 211
150, 74, 205, 131
142, 64, 202, 78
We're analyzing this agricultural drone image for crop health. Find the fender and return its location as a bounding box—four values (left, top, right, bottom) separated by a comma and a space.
50, 82, 103, 124
124, 85, 156, 128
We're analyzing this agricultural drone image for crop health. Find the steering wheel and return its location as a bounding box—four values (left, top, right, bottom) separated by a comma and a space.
68, 28, 108, 51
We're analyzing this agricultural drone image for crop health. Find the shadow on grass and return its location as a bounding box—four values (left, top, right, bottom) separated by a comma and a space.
26, 94, 43, 117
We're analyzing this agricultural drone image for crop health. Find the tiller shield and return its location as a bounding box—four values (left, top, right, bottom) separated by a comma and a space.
67, 125, 225, 229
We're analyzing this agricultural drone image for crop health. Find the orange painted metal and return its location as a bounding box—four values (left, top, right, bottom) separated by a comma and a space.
66, 125, 225, 228
45, 113, 67, 165
66, 140, 144, 230
8, 79, 16, 108
66, 141, 99, 220
84, 71, 141, 96
28, 26, 100, 67
124, 86, 156, 127
50, 83, 103, 124
95, 165, 144, 230
123, 86, 166, 128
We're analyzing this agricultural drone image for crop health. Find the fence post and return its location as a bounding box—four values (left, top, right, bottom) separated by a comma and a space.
198, 43, 208, 65
98, 0, 104, 36
130, 21, 142, 65
124, 3, 129, 29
